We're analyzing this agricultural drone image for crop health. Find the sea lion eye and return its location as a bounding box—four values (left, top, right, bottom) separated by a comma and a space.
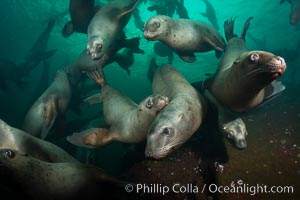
146, 99, 154, 108
153, 21, 160, 28
250, 53, 259, 62
3, 150, 15, 159
162, 127, 171, 136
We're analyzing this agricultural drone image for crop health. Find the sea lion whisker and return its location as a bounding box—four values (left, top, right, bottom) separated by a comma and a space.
243, 67, 266, 78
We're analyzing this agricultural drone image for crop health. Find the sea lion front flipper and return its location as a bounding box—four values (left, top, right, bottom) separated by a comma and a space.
178, 52, 196, 63
67, 128, 112, 148
41, 101, 58, 139
61, 21, 74, 38
84, 93, 103, 104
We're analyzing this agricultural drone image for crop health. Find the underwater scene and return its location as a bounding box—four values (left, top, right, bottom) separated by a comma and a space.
0, 0, 299, 199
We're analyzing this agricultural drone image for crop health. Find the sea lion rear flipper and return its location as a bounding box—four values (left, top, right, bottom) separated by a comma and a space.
61, 21, 74, 38
122, 37, 145, 54
147, 57, 159, 82
263, 80, 286, 101
84, 93, 103, 104
240, 17, 253, 40
116, 0, 139, 20
67, 128, 111, 148
178, 52, 196, 63
224, 17, 237, 42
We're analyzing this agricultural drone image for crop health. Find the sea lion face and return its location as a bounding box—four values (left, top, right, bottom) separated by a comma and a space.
234, 51, 286, 81
144, 15, 170, 40
222, 118, 248, 149
140, 94, 169, 113
145, 110, 185, 159
87, 36, 105, 60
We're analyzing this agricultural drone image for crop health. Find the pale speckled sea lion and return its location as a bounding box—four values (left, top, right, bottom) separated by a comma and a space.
209, 17, 287, 112
0, 149, 127, 200
143, 15, 225, 62
222, 118, 248, 149
22, 69, 71, 139
280, 0, 300, 25
145, 61, 207, 159
67, 70, 169, 148
0, 119, 77, 163
87, 0, 139, 60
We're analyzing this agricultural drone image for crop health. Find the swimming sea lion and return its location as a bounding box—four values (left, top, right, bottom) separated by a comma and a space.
143, 15, 225, 62
62, 0, 100, 37
177, 0, 190, 19
209, 17, 287, 112
280, 0, 300, 25
0, 149, 127, 200
0, 20, 56, 90
22, 69, 71, 139
153, 41, 174, 63
87, 0, 139, 60
0, 119, 77, 163
222, 118, 248, 149
145, 61, 207, 159
200, 0, 219, 30
67, 70, 169, 148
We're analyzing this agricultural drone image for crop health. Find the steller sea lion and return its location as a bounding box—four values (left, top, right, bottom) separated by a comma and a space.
145, 60, 207, 159
200, 0, 219, 30
0, 118, 77, 163
280, 0, 300, 25
143, 15, 225, 62
22, 69, 71, 139
209, 17, 287, 112
87, 0, 139, 60
222, 118, 248, 149
0, 149, 128, 200
67, 70, 169, 148
62, 0, 100, 38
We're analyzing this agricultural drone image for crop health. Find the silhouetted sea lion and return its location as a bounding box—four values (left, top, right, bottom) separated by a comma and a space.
0, 149, 127, 200
0, 19, 56, 90
87, 0, 139, 60
22, 70, 71, 139
62, 0, 100, 37
280, 0, 300, 25
200, 0, 219, 30
0, 119, 77, 163
67, 70, 169, 148
209, 17, 287, 112
143, 15, 225, 62
145, 61, 207, 159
